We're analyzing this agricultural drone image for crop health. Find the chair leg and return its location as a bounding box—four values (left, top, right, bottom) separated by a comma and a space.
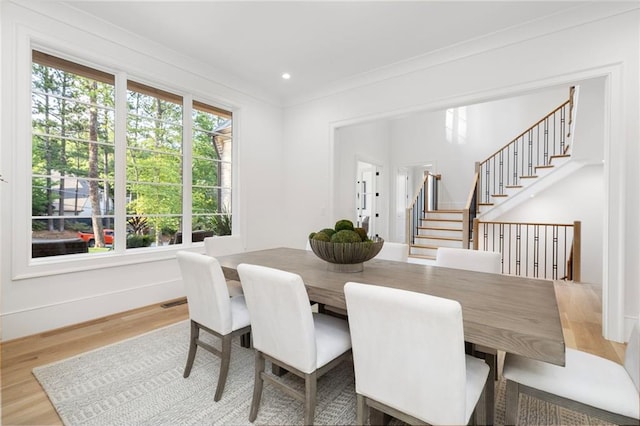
249, 351, 265, 422
214, 334, 232, 402
240, 331, 251, 348
474, 378, 487, 426
356, 393, 366, 426
303, 371, 317, 426
505, 379, 519, 426
183, 320, 199, 378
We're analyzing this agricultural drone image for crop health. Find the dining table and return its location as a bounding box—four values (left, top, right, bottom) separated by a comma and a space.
216, 247, 566, 424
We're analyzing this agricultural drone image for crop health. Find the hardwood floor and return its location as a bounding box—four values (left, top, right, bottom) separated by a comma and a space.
0, 283, 626, 425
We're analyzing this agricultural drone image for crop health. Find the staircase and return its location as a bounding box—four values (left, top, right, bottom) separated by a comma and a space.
407, 86, 578, 263
478, 150, 573, 215
409, 210, 465, 262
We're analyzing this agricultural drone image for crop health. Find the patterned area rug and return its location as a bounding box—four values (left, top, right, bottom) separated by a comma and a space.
33, 321, 614, 425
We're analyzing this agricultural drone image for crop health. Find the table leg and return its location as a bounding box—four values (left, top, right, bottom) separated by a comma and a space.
369, 407, 391, 425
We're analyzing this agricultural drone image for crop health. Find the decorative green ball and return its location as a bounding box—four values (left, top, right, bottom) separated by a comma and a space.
312, 232, 331, 242
319, 228, 336, 238
330, 229, 362, 243
354, 227, 368, 241
334, 219, 354, 232
308, 232, 316, 239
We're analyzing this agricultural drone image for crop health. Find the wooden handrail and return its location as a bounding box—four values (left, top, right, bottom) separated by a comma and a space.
408, 172, 431, 211
464, 171, 479, 211
405, 172, 441, 245
462, 171, 479, 249
475, 220, 578, 227
479, 99, 571, 166
473, 219, 580, 281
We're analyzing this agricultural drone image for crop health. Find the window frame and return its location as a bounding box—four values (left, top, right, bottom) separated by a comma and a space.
13, 45, 238, 279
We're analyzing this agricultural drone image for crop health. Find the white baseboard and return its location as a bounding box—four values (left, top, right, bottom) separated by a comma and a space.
1, 278, 184, 341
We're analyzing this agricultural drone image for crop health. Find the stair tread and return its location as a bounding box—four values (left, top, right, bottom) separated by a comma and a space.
520, 175, 538, 179
408, 254, 436, 260
414, 235, 462, 241
479, 203, 494, 206
426, 209, 464, 213
551, 154, 571, 159
535, 165, 555, 169
421, 218, 463, 223
505, 185, 523, 189
418, 226, 462, 231
492, 194, 508, 197
410, 244, 440, 249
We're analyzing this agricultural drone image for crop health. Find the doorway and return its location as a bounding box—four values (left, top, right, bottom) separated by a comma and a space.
356, 161, 381, 238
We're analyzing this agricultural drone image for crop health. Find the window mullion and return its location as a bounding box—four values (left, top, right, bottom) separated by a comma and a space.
182, 94, 193, 244
113, 72, 128, 253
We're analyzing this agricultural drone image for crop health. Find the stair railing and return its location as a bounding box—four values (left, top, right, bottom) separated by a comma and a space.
473, 219, 581, 281
405, 172, 440, 245
478, 87, 575, 205
462, 169, 479, 249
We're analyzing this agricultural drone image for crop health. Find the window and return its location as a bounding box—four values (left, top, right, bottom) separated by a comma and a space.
126, 82, 183, 249
445, 106, 467, 144
31, 50, 233, 259
192, 101, 233, 237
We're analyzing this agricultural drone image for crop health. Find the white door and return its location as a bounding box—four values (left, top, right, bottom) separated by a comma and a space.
356, 161, 381, 237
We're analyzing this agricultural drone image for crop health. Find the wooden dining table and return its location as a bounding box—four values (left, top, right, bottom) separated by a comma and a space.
217, 247, 566, 424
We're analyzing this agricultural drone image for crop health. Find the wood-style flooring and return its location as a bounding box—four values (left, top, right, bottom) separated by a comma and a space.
0, 282, 626, 425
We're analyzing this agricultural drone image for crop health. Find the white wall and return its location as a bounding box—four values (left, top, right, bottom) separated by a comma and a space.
387, 87, 569, 208
282, 7, 639, 340
333, 121, 390, 237
0, 3, 285, 340
335, 86, 569, 239
497, 164, 604, 286
1, 3, 637, 342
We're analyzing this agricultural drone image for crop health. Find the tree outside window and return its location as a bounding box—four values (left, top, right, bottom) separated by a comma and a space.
31, 50, 233, 258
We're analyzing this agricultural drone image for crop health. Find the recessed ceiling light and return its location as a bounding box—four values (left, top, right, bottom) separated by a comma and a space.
282, 73, 291, 80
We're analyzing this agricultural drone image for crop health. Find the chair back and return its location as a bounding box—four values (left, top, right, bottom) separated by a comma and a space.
436, 247, 501, 274
624, 320, 640, 392
204, 236, 243, 257
237, 263, 317, 373
376, 242, 409, 262
344, 281, 468, 425
176, 251, 232, 334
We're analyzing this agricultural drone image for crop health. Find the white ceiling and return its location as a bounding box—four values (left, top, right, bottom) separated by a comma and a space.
64, 1, 591, 104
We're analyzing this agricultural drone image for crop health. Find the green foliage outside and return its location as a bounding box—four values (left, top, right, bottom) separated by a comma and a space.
126, 234, 153, 248
31, 59, 233, 247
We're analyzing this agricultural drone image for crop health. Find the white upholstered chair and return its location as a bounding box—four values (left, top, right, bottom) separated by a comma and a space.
344, 281, 490, 426
237, 263, 352, 425
503, 321, 640, 425
435, 247, 502, 274
176, 251, 251, 401
435, 246, 502, 386
204, 236, 243, 297
375, 242, 409, 262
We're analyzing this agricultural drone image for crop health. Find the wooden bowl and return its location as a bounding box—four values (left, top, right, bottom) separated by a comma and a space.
308, 237, 384, 272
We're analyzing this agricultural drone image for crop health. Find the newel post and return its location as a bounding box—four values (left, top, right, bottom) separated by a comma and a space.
572, 221, 581, 283
472, 218, 480, 250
